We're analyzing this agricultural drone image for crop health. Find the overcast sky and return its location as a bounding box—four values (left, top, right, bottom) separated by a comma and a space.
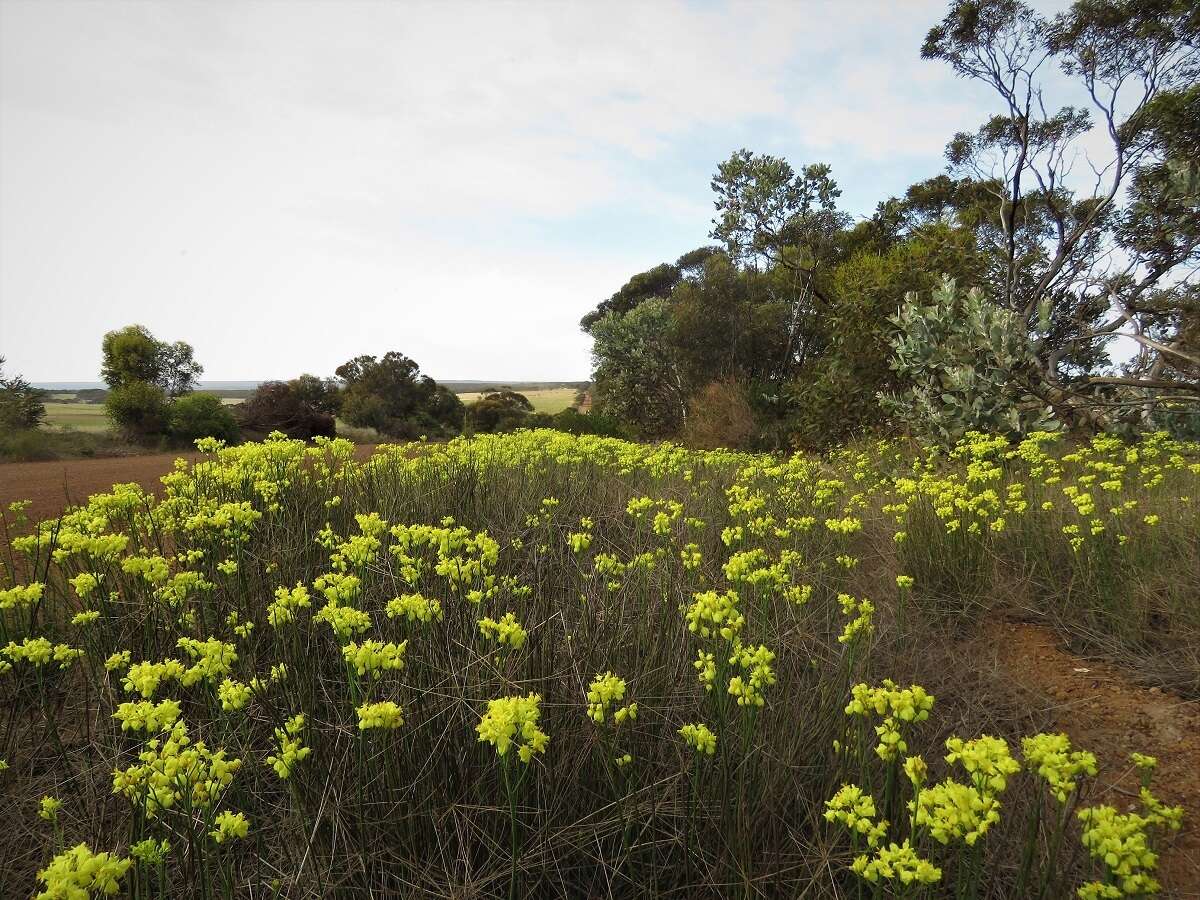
1, 0, 1067, 383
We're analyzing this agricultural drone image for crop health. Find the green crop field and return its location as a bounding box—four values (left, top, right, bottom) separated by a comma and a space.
40, 402, 110, 432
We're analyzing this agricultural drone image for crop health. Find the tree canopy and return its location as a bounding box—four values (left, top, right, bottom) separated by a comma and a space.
582, 0, 1200, 447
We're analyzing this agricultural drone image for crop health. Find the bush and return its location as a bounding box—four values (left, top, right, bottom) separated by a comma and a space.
681, 379, 757, 449
169, 392, 240, 446
881, 276, 1058, 445
547, 408, 628, 438
466, 390, 533, 434
0, 428, 55, 461
337, 352, 463, 438
0, 356, 46, 430
104, 381, 171, 442
236, 381, 337, 440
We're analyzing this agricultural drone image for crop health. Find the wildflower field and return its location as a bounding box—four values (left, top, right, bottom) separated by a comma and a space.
1, 429, 1197, 898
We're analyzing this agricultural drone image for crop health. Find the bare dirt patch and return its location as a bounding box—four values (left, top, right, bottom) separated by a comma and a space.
986, 620, 1200, 894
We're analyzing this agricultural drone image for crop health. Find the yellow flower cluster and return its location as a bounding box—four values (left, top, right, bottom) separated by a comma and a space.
0, 581, 44, 611
912, 778, 1001, 846
39, 795, 61, 820
267, 583, 311, 627
218, 678, 253, 711
824, 783, 888, 847
685, 589, 744, 641
727, 642, 776, 707
585, 672, 636, 724
313, 572, 362, 605
129, 837, 170, 866
112, 722, 241, 817
836, 594, 875, 645
122, 659, 187, 698
477, 612, 528, 650
357, 700, 405, 730
1022, 732, 1097, 803
850, 840, 941, 886
69, 573, 101, 597
209, 810, 250, 843
694, 649, 716, 691
1077, 804, 1164, 896
476, 693, 549, 762
113, 699, 182, 733
342, 640, 408, 679
3, 637, 83, 669
176, 636, 238, 686
267, 714, 311, 779
679, 723, 717, 755
944, 734, 1020, 794
385, 592, 443, 624
846, 680, 934, 722
313, 600, 372, 641
35, 843, 131, 900
845, 680, 934, 761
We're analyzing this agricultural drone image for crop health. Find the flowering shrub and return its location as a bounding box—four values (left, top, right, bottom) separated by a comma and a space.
0, 428, 1194, 897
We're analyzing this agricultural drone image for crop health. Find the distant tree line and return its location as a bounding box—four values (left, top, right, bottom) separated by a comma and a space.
583, 0, 1200, 448
85, 328, 612, 448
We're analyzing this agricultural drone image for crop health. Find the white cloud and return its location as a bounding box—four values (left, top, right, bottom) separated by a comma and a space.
0, 0, 1067, 381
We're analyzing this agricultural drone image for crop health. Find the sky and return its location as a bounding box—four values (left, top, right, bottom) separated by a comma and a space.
1, 0, 1069, 383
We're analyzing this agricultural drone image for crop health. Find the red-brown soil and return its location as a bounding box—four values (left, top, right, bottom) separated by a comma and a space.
986, 621, 1200, 894
0, 446, 380, 524
0, 452, 203, 524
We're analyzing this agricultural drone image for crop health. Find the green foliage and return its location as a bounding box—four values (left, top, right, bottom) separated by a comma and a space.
881, 277, 1059, 444
100, 325, 202, 397
0, 428, 55, 461
921, 0, 1200, 426
100, 325, 161, 389
0, 356, 47, 430
788, 224, 986, 449
710, 149, 847, 270
588, 299, 687, 438
545, 408, 628, 438
288, 374, 342, 416
336, 352, 463, 439
105, 381, 171, 442
466, 390, 533, 434
169, 393, 239, 446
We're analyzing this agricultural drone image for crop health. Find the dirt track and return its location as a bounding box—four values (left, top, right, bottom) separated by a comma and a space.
987, 621, 1200, 894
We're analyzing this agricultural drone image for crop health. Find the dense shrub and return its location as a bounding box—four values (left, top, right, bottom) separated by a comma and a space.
466, 390, 533, 433
169, 392, 240, 446
337, 352, 463, 438
104, 381, 171, 442
0, 428, 55, 461
547, 407, 628, 437
236, 380, 337, 440
0, 357, 46, 430
882, 277, 1058, 444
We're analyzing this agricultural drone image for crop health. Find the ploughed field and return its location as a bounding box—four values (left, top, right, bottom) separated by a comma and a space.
1, 430, 1197, 898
